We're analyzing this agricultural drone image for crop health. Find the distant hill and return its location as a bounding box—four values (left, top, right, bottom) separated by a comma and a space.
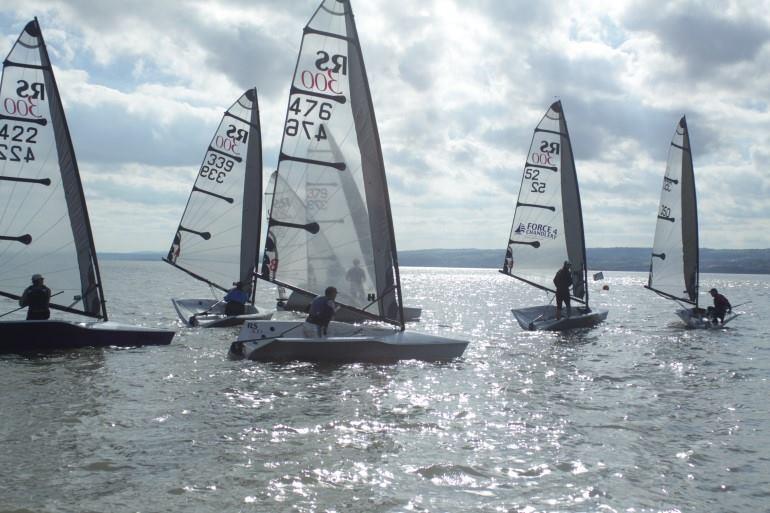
99, 248, 770, 274
397, 248, 770, 274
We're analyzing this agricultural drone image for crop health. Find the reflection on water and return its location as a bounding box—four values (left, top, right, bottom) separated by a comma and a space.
1, 262, 768, 512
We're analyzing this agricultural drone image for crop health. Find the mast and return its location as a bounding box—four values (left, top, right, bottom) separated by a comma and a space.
343, 1, 404, 330
557, 101, 589, 307
36, 18, 108, 319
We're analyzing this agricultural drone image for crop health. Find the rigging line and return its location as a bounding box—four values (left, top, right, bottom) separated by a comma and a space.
0, 198, 69, 266
0, 137, 57, 257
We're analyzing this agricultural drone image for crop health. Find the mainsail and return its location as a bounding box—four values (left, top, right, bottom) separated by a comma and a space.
165, 89, 262, 296
502, 101, 588, 304
0, 19, 106, 319
646, 116, 699, 305
263, 0, 404, 327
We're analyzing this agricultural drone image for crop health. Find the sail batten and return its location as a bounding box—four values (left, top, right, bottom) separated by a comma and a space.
0, 18, 106, 320
647, 116, 699, 306
165, 89, 262, 298
263, 0, 404, 328
502, 101, 588, 304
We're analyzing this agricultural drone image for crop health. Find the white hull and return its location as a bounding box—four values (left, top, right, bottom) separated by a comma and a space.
171, 298, 272, 328
279, 291, 422, 322
512, 305, 608, 331
675, 308, 739, 329
229, 320, 468, 363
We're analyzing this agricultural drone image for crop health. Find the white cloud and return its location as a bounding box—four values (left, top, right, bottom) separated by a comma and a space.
1, 0, 768, 252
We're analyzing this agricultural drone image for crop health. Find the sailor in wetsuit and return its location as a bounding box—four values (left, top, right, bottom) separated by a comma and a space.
224, 281, 249, 316
708, 288, 732, 324
553, 261, 573, 320
19, 274, 51, 320
306, 286, 337, 337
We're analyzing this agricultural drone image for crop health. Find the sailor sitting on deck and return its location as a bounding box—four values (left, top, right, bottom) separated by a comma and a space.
306, 286, 337, 337
224, 281, 249, 316
19, 273, 51, 320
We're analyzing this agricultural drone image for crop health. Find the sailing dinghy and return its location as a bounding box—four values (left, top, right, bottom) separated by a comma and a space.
164, 89, 271, 328
645, 117, 738, 329
0, 19, 174, 353
500, 101, 608, 331
229, 0, 467, 363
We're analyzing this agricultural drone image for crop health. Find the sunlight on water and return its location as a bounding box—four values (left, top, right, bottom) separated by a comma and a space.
1, 262, 769, 512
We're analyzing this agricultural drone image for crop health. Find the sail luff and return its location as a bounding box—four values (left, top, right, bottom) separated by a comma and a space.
239, 88, 262, 302
679, 118, 699, 306
342, 1, 404, 329
557, 102, 588, 305
34, 18, 106, 320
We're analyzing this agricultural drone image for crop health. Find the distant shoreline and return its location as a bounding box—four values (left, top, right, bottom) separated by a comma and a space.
99, 248, 770, 274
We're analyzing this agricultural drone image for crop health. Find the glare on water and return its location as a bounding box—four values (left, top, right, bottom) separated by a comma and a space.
1, 261, 768, 512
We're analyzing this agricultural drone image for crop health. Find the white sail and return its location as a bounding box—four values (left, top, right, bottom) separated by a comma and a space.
502, 101, 587, 303
647, 116, 699, 305
263, 0, 403, 326
0, 19, 106, 319
165, 89, 262, 295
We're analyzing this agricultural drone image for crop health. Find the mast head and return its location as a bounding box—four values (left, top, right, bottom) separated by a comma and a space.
550, 100, 562, 113
679, 116, 687, 129
24, 20, 41, 38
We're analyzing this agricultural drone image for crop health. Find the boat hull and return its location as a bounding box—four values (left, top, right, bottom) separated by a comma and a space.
675, 308, 739, 329
512, 305, 608, 331
0, 320, 174, 354
279, 291, 422, 323
229, 320, 467, 363
171, 298, 272, 327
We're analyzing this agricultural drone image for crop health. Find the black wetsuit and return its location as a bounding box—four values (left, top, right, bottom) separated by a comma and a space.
21, 284, 51, 320
553, 268, 573, 312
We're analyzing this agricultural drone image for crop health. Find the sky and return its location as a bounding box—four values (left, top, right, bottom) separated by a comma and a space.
1, 0, 768, 252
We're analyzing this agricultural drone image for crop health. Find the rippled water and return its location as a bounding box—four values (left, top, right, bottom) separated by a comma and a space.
1, 261, 768, 512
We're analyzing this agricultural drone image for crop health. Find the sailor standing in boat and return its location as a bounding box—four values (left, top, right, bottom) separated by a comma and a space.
19, 274, 51, 320
306, 286, 337, 337
707, 288, 732, 324
345, 259, 366, 301
224, 281, 249, 317
553, 261, 573, 320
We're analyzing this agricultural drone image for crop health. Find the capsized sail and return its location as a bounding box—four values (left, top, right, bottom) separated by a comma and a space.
165, 89, 262, 295
263, 0, 404, 327
502, 101, 588, 304
0, 19, 106, 319
647, 116, 698, 305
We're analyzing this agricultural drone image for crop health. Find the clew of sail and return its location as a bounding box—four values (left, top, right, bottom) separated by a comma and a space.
0, 19, 106, 319
502, 101, 588, 304
263, 0, 403, 327
647, 116, 698, 305
165, 89, 262, 295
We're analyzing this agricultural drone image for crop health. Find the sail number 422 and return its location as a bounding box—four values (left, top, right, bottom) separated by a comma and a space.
0, 124, 36, 162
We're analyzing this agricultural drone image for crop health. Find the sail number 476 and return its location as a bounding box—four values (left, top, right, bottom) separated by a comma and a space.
285, 98, 332, 142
